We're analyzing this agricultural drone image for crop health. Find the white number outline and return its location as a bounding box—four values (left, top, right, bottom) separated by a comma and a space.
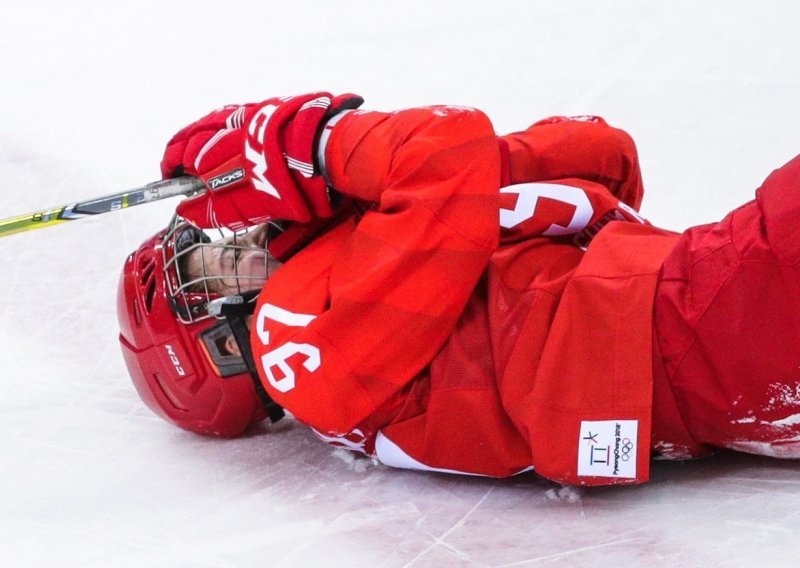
500, 182, 594, 235
255, 303, 320, 393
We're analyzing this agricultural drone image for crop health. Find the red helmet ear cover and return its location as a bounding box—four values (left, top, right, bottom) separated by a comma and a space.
117, 232, 265, 438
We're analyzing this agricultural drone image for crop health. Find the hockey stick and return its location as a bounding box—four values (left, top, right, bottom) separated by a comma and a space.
0, 176, 205, 238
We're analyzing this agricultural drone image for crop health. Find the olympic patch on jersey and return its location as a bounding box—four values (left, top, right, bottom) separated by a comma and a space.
577, 420, 638, 478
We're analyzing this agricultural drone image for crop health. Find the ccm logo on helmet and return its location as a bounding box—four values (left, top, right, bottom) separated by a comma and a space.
208, 168, 245, 191
164, 344, 186, 377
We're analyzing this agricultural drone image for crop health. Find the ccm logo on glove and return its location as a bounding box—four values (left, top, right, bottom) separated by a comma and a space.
160, 92, 364, 229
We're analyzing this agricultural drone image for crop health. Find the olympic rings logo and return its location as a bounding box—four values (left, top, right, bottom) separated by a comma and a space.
620, 438, 634, 461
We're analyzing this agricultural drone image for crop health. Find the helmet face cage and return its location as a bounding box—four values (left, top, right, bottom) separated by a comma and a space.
117, 215, 285, 437
162, 215, 276, 325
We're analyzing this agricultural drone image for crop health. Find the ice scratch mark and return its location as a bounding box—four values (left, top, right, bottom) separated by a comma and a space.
725, 519, 792, 535
726, 476, 800, 485
402, 487, 495, 568
497, 537, 643, 567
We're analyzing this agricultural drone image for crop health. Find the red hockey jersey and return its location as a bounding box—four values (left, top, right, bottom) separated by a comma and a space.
250, 107, 680, 486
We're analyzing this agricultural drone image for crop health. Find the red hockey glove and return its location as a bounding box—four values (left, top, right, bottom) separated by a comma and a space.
161, 92, 363, 229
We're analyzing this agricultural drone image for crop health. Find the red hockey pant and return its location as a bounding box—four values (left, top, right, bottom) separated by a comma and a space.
654, 154, 800, 457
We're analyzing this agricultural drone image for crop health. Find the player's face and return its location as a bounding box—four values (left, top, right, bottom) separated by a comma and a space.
181, 224, 281, 296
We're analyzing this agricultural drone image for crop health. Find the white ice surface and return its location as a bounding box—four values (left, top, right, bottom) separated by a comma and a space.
3, 1, 800, 566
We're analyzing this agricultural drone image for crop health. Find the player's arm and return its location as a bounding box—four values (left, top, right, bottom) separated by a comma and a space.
252, 106, 501, 435
494, 117, 647, 246
500, 116, 644, 210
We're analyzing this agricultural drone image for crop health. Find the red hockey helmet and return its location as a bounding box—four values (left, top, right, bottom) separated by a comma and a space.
117, 217, 283, 437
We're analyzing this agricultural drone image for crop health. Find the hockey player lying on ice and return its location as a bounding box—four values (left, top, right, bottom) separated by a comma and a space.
117, 92, 800, 487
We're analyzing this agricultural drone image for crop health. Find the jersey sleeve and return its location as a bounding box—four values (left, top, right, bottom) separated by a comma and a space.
251, 106, 501, 435
496, 117, 647, 247
500, 116, 644, 210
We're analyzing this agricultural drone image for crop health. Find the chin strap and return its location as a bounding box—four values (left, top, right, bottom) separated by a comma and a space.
209, 292, 285, 423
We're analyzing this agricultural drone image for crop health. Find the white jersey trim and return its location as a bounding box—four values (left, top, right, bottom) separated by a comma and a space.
374, 431, 533, 477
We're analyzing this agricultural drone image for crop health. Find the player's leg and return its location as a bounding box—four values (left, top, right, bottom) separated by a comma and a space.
654, 154, 800, 457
